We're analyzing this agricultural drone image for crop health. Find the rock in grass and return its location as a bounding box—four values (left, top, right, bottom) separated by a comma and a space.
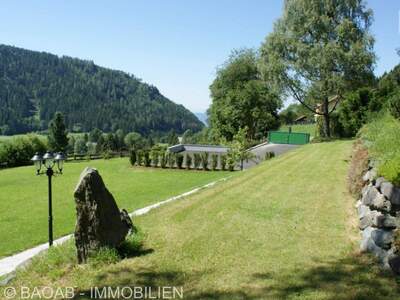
74, 167, 134, 263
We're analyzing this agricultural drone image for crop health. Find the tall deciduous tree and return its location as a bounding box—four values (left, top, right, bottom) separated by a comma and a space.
48, 112, 69, 152
209, 49, 281, 141
260, 0, 375, 137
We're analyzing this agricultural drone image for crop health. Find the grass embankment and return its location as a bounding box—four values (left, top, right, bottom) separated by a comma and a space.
360, 114, 400, 185
5, 140, 400, 299
279, 123, 316, 138
0, 159, 229, 257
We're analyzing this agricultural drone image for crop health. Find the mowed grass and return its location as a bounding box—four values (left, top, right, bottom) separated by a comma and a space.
279, 123, 316, 138
0, 158, 229, 257
5, 140, 400, 299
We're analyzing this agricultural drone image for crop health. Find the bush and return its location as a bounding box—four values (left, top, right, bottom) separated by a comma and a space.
74, 138, 87, 155
0, 134, 47, 168
136, 150, 144, 166
388, 88, 400, 120
200, 152, 209, 170
360, 114, 400, 185
176, 154, 184, 169
186, 154, 192, 169
226, 150, 238, 171
151, 150, 159, 167
264, 151, 275, 160
193, 153, 201, 169
160, 151, 167, 168
338, 88, 376, 137
167, 152, 175, 168
220, 155, 227, 171
211, 154, 218, 170
143, 150, 151, 167
102, 149, 113, 160
129, 149, 137, 166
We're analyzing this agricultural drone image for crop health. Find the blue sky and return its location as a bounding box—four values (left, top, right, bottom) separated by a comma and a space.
1, 0, 399, 112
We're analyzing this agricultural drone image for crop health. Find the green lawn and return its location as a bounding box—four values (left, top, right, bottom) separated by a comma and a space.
0, 158, 229, 257
5, 140, 400, 299
279, 123, 316, 138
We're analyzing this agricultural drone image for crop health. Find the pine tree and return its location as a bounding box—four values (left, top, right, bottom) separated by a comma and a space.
48, 112, 69, 152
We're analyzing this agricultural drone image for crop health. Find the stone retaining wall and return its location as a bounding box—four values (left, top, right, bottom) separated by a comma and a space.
357, 165, 400, 274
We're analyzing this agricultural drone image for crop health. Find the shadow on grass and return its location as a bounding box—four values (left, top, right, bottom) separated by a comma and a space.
74, 253, 400, 300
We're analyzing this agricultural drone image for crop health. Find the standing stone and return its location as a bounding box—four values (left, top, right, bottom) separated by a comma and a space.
74, 167, 133, 263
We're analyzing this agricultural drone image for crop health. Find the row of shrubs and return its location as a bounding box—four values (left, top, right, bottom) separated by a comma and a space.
129, 149, 276, 171
130, 149, 233, 171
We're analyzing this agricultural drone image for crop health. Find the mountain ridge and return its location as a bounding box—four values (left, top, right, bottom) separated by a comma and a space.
0, 44, 204, 135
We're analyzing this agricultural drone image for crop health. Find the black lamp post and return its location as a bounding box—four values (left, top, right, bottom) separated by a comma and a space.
31, 151, 66, 246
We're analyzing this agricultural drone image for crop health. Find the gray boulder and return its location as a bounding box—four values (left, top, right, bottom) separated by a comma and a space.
374, 214, 399, 229
360, 227, 386, 257
371, 229, 394, 249
359, 210, 381, 230
363, 169, 376, 183
357, 202, 371, 220
74, 167, 134, 263
381, 182, 400, 205
370, 193, 392, 212
374, 177, 387, 190
361, 186, 379, 207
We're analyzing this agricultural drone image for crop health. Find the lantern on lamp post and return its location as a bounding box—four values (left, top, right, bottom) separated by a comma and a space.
31, 151, 66, 246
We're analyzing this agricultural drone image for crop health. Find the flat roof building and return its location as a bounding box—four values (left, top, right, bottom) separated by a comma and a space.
168, 144, 229, 155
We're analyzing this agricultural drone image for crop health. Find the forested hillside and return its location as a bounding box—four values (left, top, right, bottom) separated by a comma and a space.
0, 44, 203, 135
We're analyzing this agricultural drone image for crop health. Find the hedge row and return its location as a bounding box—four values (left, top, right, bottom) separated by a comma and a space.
129, 150, 233, 171
0, 135, 47, 168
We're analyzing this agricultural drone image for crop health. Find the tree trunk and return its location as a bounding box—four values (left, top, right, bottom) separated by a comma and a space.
323, 97, 331, 138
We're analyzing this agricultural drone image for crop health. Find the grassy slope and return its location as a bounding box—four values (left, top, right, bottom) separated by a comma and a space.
6, 140, 400, 299
0, 158, 229, 257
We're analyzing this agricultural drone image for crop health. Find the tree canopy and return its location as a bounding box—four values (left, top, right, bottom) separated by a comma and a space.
208, 49, 281, 141
260, 0, 376, 137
